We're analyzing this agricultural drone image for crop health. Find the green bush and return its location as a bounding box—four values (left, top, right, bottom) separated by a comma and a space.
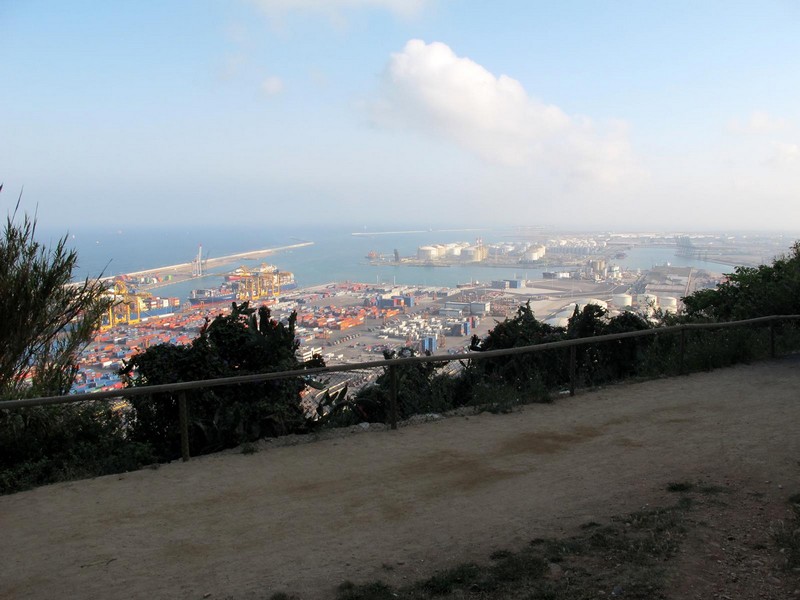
468, 302, 568, 391
682, 242, 800, 321
121, 302, 322, 462
0, 402, 155, 494
0, 194, 143, 494
344, 348, 456, 423
468, 302, 654, 392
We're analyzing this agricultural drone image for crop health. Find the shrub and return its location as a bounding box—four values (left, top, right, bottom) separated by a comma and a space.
0, 192, 140, 493
121, 302, 322, 461
0, 402, 155, 494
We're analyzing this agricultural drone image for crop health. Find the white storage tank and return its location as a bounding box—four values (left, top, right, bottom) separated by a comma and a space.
523, 249, 540, 261
660, 296, 679, 312
612, 293, 633, 307
417, 246, 438, 261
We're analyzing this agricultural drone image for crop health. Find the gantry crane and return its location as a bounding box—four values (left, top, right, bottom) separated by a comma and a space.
230, 264, 286, 302
100, 279, 152, 330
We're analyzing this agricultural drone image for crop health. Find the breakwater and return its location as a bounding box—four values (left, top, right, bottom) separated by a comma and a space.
109, 242, 314, 287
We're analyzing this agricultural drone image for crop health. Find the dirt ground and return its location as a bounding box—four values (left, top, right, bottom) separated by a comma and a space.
2, 357, 799, 600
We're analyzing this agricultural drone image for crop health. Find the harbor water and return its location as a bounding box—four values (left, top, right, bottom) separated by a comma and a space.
60, 225, 733, 299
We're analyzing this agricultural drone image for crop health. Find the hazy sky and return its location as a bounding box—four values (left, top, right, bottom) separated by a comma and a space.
2, 1, 799, 231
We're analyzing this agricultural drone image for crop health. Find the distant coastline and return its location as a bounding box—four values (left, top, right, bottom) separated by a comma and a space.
68, 229, 737, 295
352, 229, 484, 236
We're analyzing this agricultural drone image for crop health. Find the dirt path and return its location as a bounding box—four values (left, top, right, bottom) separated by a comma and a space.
2, 358, 799, 600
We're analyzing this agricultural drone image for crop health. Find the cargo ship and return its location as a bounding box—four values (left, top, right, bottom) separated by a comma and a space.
188, 286, 238, 306
276, 270, 297, 291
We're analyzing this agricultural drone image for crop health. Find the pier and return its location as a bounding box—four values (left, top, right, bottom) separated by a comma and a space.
113, 242, 314, 289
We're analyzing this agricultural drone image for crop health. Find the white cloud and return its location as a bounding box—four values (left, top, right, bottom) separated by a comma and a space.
249, 0, 430, 18
767, 141, 800, 166
729, 110, 791, 135
726, 110, 798, 171
371, 40, 640, 185
261, 76, 285, 95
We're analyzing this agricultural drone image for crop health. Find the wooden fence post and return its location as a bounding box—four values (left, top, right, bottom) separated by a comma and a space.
178, 391, 190, 462
389, 365, 399, 430
569, 345, 576, 397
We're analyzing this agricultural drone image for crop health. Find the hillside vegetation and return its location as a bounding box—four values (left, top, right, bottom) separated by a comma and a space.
2, 231, 800, 493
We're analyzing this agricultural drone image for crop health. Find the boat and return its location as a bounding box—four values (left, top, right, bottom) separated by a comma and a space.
225, 266, 247, 282
276, 271, 297, 291
188, 286, 237, 305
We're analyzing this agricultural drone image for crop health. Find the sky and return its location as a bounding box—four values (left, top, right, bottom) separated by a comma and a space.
1, 0, 799, 232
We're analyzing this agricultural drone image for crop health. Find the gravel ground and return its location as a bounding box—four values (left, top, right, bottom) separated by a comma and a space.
1, 357, 799, 600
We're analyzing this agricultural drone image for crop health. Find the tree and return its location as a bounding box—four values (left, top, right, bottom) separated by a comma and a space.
0, 190, 112, 398
604, 311, 652, 379
469, 301, 567, 390
0, 189, 148, 493
682, 242, 800, 321
468, 302, 655, 392
121, 302, 323, 460
345, 347, 451, 423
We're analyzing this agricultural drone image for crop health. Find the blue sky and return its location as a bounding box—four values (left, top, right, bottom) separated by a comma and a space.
2, 1, 799, 232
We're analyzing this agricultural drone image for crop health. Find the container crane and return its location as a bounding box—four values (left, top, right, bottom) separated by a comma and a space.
100, 279, 152, 330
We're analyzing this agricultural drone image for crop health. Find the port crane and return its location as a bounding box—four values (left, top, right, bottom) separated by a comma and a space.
229, 264, 284, 302
100, 279, 152, 331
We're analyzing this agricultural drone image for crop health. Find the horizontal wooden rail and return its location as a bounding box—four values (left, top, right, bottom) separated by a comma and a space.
2, 314, 799, 411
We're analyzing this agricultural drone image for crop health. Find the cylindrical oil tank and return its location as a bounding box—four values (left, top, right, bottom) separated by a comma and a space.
417, 246, 438, 260
612, 293, 633, 307
461, 247, 477, 260
660, 296, 678, 312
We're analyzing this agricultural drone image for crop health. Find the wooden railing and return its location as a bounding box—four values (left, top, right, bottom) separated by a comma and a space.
3, 314, 799, 462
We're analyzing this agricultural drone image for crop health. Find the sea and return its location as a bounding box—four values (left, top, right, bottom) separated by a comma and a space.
54, 225, 734, 301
